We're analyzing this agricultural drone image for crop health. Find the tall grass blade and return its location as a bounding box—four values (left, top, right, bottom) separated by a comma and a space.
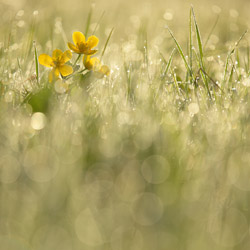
223, 30, 247, 82
191, 7, 204, 65
191, 7, 211, 97
33, 41, 39, 84
189, 8, 193, 78
165, 25, 191, 74
100, 27, 114, 60
163, 49, 175, 76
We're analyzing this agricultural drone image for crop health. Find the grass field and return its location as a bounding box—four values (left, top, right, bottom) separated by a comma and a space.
1, 0, 250, 249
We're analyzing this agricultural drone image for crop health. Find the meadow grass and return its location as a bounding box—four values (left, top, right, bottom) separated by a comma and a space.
1, 0, 250, 249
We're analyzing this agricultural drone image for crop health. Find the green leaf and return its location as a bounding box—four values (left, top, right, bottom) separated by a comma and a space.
28, 88, 52, 113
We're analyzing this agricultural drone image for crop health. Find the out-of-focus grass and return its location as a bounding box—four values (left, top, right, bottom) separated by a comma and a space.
1, 0, 250, 249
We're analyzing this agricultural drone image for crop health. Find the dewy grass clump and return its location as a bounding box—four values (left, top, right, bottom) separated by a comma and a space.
1, 1, 250, 250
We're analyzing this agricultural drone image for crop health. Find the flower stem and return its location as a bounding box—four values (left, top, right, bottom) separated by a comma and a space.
73, 54, 81, 67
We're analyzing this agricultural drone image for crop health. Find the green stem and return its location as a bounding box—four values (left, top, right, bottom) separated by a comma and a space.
78, 68, 88, 74
73, 54, 81, 67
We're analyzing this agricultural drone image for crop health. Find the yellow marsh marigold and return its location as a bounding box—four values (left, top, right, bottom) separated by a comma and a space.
38, 49, 73, 82
68, 31, 99, 55
84, 56, 110, 78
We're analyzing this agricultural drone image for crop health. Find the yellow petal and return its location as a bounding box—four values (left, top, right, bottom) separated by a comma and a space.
49, 68, 59, 83
59, 65, 73, 77
84, 49, 98, 55
83, 55, 90, 67
92, 58, 101, 70
73, 31, 85, 46
84, 57, 100, 70
100, 65, 110, 76
68, 42, 80, 53
38, 54, 54, 67
52, 49, 63, 61
55, 68, 60, 77
60, 50, 72, 64
86, 35, 99, 48
83, 55, 91, 62
49, 69, 54, 83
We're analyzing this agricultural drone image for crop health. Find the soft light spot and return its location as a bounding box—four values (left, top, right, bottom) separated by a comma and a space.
0, 236, 28, 250
129, 15, 141, 28
117, 112, 130, 125
212, 5, 221, 14
23, 145, 58, 182
33, 10, 39, 16
141, 155, 170, 184
75, 208, 104, 246
115, 161, 145, 202
16, 10, 24, 17
4, 90, 14, 103
208, 208, 248, 247
17, 20, 25, 28
163, 10, 174, 20
131, 192, 164, 226
229, 9, 239, 18
54, 80, 68, 94
31, 112, 46, 130
242, 78, 250, 87
111, 226, 143, 250
127, 50, 143, 61
0, 155, 20, 184
227, 150, 250, 191
188, 103, 199, 115
32, 225, 72, 250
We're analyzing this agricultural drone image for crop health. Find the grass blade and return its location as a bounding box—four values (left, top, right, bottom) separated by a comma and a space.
33, 40, 39, 84
223, 30, 247, 82
100, 27, 114, 60
189, 8, 193, 78
191, 7, 204, 65
191, 7, 211, 97
162, 48, 175, 76
165, 25, 191, 74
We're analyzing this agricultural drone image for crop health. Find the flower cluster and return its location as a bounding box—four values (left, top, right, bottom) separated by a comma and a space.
38, 31, 110, 83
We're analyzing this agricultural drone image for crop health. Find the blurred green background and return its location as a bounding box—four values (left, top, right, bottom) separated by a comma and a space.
1, 0, 250, 250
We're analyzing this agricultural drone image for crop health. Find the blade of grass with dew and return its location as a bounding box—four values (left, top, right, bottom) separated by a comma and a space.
157, 49, 175, 98
17, 57, 24, 82
223, 30, 247, 83
100, 27, 114, 60
229, 64, 235, 88
159, 52, 168, 65
173, 72, 181, 95
192, 7, 211, 97
236, 48, 242, 81
25, 15, 37, 60
165, 25, 191, 75
189, 8, 193, 80
33, 41, 39, 84
245, 41, 250, 73
163, 48, 175, 77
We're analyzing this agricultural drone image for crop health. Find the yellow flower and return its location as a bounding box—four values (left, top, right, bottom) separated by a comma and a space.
68, 31, 99, 55
84, 56, 110, 78
39, 49, 73, 82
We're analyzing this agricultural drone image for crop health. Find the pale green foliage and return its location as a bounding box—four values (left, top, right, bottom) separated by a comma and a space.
0, 1, 250, 250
